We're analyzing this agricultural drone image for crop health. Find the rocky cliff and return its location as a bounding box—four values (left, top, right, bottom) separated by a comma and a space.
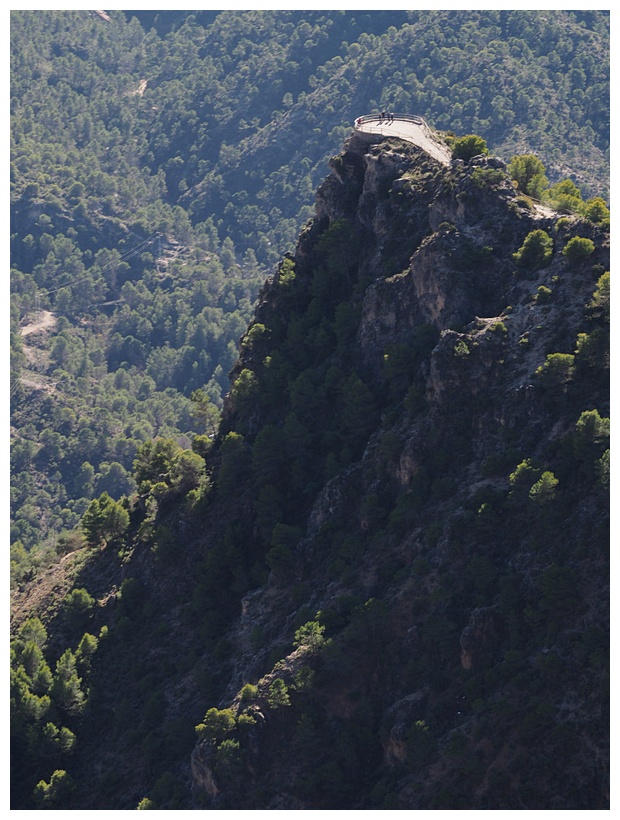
11, 131, 609, 810
189, 133, 609, 809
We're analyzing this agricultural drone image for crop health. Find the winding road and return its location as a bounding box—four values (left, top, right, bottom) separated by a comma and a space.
354, 113, 452, 166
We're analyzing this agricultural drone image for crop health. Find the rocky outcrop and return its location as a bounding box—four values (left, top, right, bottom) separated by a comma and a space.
193, 131, 609, 810
382, 690, 429, 765
191, 742, 220, 798
460, 607, 500, 670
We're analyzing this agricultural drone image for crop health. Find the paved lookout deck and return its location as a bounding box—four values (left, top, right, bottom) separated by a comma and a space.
354, 114, 452, 166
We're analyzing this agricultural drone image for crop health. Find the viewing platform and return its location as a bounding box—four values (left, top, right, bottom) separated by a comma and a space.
354, 113, 452, 166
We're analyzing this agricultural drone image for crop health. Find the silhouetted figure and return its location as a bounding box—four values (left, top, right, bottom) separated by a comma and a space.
380, 111, 385, 122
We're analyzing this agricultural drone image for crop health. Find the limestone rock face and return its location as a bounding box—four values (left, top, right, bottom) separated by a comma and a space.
382, 690, 429, 765
460, 607, 500, 670
199, 130, 609, 810
191, 742, 219, 797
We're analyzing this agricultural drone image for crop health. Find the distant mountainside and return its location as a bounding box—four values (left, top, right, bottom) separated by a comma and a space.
9, 8, 609, 574
11, 10, 608, 810
180, 9, 610, 252
11, 9, 609, 270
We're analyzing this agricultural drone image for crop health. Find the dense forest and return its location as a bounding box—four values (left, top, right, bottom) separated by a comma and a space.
10, 10, 608, 811
10, 8, 609, 576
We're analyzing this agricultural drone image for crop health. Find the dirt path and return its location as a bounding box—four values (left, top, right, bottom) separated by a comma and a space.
532, 202, 558, 218
20, 310, 56, 337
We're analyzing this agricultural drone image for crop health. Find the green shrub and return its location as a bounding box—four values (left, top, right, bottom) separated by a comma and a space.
508, 154, 549, 198
582, 197, 609, 224
51, 650, 87, 715
239, 683, 258, 702
33, 769, 73, 807
294, 621, 326, 651
535, 352, 575, 392
117, 577, 147, 620
137, 797, 156, 809
573, 409, 610, 472
406, 720, 435, 766
216, 432, 249, 496
588, 271, 610, 322
471, 167, 506, 188
56, 529, 85, 555
152, 525, 178, 561
265, 540, 294, 577
228, 368, 258, 415
543, 178, 582, 212
534, 285, 552, 304
214, 738, 241, 781
513, 195, 533, 211
598, 449, 610, 489
64, 587, 94, 617
195, 707, 236, 741
562, 236, 595, 264
509, 459, 541, 500
513, 230, 553, 270
240, 322, 270, 354
452, 134, 488, 162
292, 666, 316, 692
453, 339, 470, 357
574, 329, 609, 369
529, 471, 559, 503
81, 492, 129, 548
169, 449, 205, 495
76, 632, 98, 669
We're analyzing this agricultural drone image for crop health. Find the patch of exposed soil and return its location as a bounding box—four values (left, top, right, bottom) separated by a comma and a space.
11, 549, 87, 633
20, 309, 56, 337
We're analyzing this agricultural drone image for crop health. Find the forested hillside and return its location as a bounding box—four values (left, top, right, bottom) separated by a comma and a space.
10, 10, 608, 811
10, 9, 609, 570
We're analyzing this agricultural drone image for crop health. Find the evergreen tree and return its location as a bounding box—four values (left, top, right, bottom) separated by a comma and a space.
81, 492, 129, 548
508, 154, 549, 198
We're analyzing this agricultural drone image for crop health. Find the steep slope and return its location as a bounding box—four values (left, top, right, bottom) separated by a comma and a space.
190, 134, 609, 809
11, 133, 609, 810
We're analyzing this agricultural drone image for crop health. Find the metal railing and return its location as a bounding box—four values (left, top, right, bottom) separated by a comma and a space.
353, 113, 450, 163
354, 113, 428, 143
356, 113, 425, 127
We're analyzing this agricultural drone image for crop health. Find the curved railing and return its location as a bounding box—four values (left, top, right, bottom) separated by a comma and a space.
353, 113, 451, 164
354, 113, 429, 142
356, 113, 426, 127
